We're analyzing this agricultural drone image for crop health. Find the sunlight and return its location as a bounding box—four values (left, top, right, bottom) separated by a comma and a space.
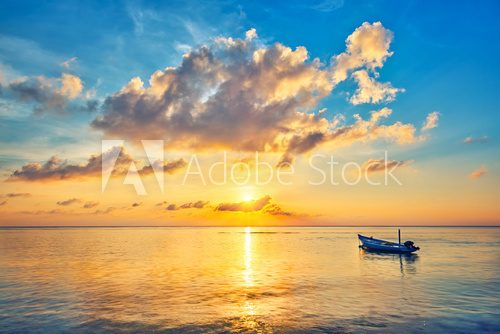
242, 194, 254, 202
240, 185, 258, 202
243, 226, 253, 287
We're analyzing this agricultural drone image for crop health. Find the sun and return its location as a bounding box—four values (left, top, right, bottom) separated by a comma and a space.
242, 194, 254, 202
239, 186, 258, 202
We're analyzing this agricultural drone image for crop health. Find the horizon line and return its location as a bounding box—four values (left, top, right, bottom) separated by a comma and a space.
1, 225, 499, 228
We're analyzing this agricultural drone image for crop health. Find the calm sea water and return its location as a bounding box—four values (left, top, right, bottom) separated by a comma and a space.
0, 227, 498, 333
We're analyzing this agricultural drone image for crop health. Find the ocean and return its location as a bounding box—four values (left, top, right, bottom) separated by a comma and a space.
0, 226, 498, 333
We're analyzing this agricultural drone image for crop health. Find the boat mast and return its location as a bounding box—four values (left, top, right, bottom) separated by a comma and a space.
398, 228, 401, 245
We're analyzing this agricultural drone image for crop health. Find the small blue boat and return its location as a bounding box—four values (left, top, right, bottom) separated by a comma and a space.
358, 230, 420, 254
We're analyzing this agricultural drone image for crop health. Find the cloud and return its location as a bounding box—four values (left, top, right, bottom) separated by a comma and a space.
4, 73, 92, 114
7, 146, 186, 182
245, 28, 257, 40
93, 207, 115, 215
350, 70, 404, 105
362, 158, 412, 173
215, 195, 293, 216
59, 73, 83, 99
0, 200, 7, 206
463, 136, 489, 144
138, 158, 188, 175
179, 200, 208, 209
469, 166, 487, 179
422, 111, 440, 131
309, 0, 345, 12
83, 201, 99, 209
1, 193, 31, 198
332, 22, 394, 83
91, 23, 424, 160
56, 198, 81, 206
60, 57, 78, 69
166, 200, 208, 210
132, 202, 142, 207
284, 108, 419, 159
276, 152, 295, 168
19, 209, 64, 215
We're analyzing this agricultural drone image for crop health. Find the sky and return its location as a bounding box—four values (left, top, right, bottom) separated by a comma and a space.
0, 0, 499, 226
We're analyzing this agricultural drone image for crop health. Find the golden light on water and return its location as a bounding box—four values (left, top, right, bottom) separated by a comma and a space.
243, 226, 253, 287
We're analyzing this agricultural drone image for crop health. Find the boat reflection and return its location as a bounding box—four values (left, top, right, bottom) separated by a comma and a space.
359, 248, 419, 276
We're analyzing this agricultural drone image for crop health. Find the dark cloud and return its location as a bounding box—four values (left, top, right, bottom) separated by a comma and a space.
5, 73, 97, 115
132, 202, 142, 207
179, 200, 208, 209
362, 158, 412, 173
93, 207, 116, 215
7, 147, 186, 182
83, 201, 99, 209
0, 200, 7, 206
56, 198, 81, 206
276, 152, 295, 169
262, 203, 293, 216
1, 192, 31, 198
166, 200, 208, 210
19, 209, 64, 215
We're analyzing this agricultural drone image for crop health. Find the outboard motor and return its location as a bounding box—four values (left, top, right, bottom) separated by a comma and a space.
404, 240, 420, 250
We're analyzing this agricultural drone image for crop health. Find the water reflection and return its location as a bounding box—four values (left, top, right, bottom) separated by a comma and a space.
243, 226, 253, 287
0, 227, 498, 333
359, 249, 419, 276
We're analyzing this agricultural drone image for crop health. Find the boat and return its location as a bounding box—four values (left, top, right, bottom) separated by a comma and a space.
358, 229, 420, 254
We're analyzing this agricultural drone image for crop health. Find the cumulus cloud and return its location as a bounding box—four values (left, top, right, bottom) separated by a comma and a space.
332, 22, 394, 83
83, 201, 99, 209
422, 111, 440, 131
350, 70, 404, 105
362, 158, 412, 173
56, 198, 81, 206
4, 72, 95, 114
215, 195, 293, 216
7, 146, 186, 182
91, 23, 422, 161
469, 166, 487, 179
463, 136, 488, 144
285, 108, 418, 158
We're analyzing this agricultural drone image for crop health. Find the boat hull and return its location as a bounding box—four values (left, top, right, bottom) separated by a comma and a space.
358, 234, 419, 254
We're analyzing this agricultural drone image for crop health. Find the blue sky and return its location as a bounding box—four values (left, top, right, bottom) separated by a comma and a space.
0, 1, 499, 225
1, 0, 499, 148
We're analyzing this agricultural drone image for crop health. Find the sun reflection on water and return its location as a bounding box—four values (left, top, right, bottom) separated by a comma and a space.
243, 226, 253, 287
